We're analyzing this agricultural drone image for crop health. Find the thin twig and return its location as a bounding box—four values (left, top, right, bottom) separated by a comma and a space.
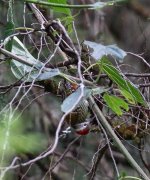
99, 73, 150, 78
27, 3, 47, 26
25, 0, 126, 9
0, 47, 38, 68
55, 152, 90, 173
127, 52, 150, 69
88, 96, 150, 180
138, 141, 150, 174
88, 142, 108, 180
50, 137, 80, 171
138, 83, 150, 88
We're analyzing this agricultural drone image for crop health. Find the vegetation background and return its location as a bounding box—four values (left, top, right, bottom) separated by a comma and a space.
0, 0, 150, 180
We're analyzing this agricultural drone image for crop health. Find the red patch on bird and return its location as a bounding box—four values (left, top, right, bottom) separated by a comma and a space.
71, 83, 78, 91
76, 128, 89, 135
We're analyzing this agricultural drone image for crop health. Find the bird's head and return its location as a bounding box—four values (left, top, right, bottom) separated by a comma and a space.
74, 122, 90, 135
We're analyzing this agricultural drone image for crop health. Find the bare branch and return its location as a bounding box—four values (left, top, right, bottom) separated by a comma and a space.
88, 95, 150, 180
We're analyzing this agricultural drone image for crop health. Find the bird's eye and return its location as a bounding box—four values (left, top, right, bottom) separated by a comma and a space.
83, 123, 87, 127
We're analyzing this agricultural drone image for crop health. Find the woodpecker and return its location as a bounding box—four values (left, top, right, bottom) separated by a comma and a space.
65, 99, 91, 135
74, 121, 90, 135
44, 78, 91, 135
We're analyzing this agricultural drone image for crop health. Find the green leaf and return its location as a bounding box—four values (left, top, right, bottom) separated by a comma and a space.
4, 22, 15, 38
61, 15, 74, 33
84, 40, 126, 62
11, 61, 26, 79
10, 36, 60, 81
104, 94, 129, 116
48, 0, 71, 15
11, 36, 42, 79
100, 57, 146, 105
12, 36, 42, 66
3, 0, 15, 52
48, 1, 73, 32
4, 22, 15, 52
120, 89, 136, 104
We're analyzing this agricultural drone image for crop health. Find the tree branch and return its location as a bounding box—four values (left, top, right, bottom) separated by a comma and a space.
25, 0, 126, 9
88, 95, 150, 180
0, 47, 37, 68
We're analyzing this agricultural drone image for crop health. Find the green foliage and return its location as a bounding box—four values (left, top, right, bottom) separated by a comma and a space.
10, 36, 42, 79
4, 22, 14, 40
99, 57, 146, 106
3, 0, 15, 52
0, 116, 45, 158
9, 36, 60, 81
118, 171, 143, 180
60, 15, 74, 33
26, 0, 127, 10
103, 93, 129, 115
48, 0, 73, 32
4, 22, 14, 52
118, 171, 127, 179
0, 1, 148, 179
119, 89, 136, 104
48, 0, 71, 15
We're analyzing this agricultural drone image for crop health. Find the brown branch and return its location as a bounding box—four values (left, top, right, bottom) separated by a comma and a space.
138, 83, 150, 88
127, 52, 150, 69
99, 73, 150, 78
44, 20, 78, 60
138, 141, 150, 174
27, 3, 47, 25
119, 73, 150, 77
27, 3, 79, 67
128, 0, 150, 19
0, 80, 43, 94
26, 153, 62, 180
54, 152, 90, 173
31, 88, 57, 129
0, 47, 38, 68
88, 142, 108, 180
49, 137, 80, 171
46, 58, 77, 68
0, 76, 27, 94
88, 96, 150, 180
